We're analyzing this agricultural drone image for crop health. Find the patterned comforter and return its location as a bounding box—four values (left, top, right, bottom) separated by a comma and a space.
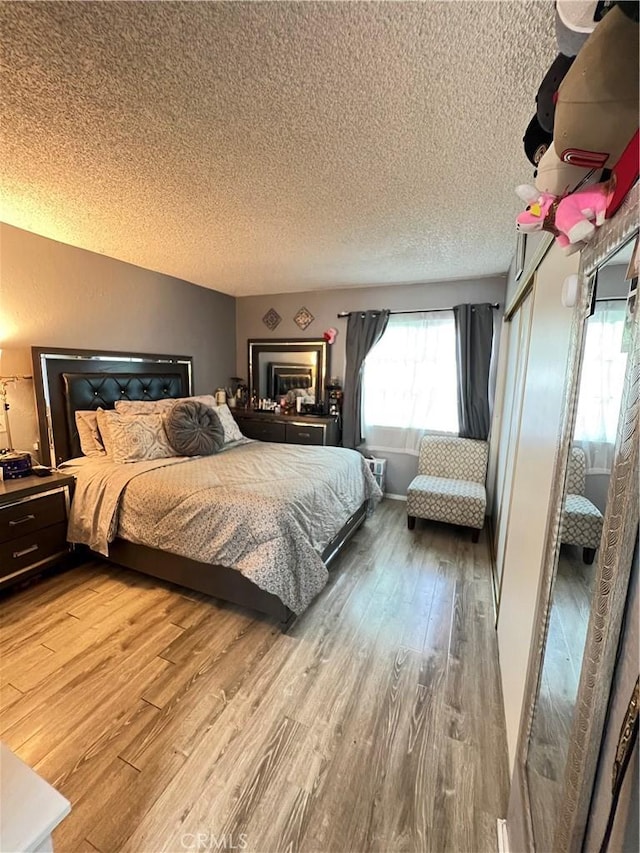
63, 441, 381, 613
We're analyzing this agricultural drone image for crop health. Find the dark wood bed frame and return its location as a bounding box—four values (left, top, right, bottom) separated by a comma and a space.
32, 347, 367, 628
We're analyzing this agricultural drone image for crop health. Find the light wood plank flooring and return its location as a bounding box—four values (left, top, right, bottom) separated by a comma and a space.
0, 499, 509, 853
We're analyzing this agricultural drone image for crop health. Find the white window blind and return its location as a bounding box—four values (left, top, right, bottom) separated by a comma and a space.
362, 311, 459, 455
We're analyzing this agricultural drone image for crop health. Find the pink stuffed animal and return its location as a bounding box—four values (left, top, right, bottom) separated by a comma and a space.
516, 178, 615, 255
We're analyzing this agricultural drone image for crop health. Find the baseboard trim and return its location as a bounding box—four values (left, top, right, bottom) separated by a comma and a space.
384, 493, 407, 501
497, 818, 509, 853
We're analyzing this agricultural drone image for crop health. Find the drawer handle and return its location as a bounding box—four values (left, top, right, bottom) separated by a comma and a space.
298, 432, 311, 437
13, 544, 39, 559
9, 514, 36, 527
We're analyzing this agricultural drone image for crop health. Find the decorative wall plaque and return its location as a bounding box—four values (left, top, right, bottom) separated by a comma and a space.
294, 307, 314, 331
262, 308, 282, 331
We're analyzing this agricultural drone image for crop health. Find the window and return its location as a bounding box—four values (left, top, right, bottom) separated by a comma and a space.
574, 300, 627, 473
362, 311, 459, 455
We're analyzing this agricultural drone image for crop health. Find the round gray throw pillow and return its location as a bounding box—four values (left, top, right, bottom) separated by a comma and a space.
165, 400, 224, 456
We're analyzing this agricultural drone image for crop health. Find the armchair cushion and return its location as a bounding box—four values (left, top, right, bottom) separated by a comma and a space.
407, 475, 486, 530
418, 435, 488, 483
561, 493, 604, 550
567, 446, 587, 495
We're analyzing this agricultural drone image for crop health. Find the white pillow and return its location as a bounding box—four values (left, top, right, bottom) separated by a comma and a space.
96, 409, 176, 463
213, 403, 243, 443
114, 395, 217, 415
75, 410, 106, 456
114, 396, 242, 444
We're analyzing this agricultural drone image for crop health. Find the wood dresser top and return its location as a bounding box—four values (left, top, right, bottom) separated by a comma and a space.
232, 408, 337, 425
0, 471, 75, 502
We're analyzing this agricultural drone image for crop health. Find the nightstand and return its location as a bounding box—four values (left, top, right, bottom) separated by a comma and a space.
0, 472, 75, 591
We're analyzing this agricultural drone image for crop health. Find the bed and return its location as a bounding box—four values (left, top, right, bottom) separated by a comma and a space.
32, 347, 378, 627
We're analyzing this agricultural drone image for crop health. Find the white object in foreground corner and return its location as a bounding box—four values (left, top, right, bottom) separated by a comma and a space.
562, 273, 580, 308
496, 818, 510, 853
0, 743, 71, 852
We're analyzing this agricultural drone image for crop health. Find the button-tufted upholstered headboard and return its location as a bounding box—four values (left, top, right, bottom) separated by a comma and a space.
32, 348, 193, 466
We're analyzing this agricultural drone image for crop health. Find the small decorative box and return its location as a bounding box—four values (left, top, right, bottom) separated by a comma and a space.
0, 451, 32, 480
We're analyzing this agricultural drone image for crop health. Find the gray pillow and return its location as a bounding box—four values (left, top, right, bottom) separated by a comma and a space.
165, 400, 224, 456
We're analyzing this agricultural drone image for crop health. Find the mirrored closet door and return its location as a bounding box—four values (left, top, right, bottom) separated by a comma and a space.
513, 186, 639, 853
526, 243, 633, 851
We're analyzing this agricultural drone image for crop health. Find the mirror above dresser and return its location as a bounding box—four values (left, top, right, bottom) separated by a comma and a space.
248, 338, 329, 407
238, 337, 339, 446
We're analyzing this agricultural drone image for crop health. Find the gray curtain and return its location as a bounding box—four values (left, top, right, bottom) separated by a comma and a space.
453, 303, 494, 440
342, 309, 390, 449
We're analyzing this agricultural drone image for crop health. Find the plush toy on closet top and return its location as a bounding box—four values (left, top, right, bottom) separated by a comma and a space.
517, 1, 639, 242
515, 178, 616, 255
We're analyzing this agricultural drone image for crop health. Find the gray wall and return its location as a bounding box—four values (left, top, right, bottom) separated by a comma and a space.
1, 223, 236, 459
236, 275, 507, 495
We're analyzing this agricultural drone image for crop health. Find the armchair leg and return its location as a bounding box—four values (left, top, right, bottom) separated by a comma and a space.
407, 515, 416, 530
583, 547, 596, 565
471, 528, 480, 543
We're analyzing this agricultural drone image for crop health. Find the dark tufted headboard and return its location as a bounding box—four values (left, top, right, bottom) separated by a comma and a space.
32, 347, 193, 465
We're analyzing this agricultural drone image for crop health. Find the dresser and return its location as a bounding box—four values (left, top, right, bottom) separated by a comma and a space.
232, 409, 340, 446
0, 472, 74, 591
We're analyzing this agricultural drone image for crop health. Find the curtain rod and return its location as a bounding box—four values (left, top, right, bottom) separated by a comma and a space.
336, 303, 500, 318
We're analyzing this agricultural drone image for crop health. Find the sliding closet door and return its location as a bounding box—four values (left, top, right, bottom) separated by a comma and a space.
497, 245, 580, 768
493, 290, 534, 601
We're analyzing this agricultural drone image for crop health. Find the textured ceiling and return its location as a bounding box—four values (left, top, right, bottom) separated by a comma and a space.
0, 1, 556, 296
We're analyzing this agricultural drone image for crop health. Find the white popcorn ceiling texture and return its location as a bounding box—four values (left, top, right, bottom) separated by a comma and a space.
0, 1, 556, 296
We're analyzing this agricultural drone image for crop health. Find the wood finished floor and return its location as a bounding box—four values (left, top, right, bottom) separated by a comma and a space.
0, 499, 509, 853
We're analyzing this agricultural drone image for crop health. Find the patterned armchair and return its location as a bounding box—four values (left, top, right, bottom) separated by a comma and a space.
561, 445, 604, 565
407, 435, 488, 542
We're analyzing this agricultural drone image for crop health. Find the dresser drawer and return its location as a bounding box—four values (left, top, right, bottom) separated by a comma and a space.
0, 491, 67, 544
237, 419, 286, 442
0, 522, 69, 580
285, 423, 325, 445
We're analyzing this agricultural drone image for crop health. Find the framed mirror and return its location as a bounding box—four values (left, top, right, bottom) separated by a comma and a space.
248, 338, 329, 405
516, 187, 638, 851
